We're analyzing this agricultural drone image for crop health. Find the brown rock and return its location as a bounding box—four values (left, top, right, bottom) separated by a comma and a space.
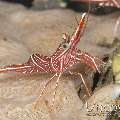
0, 74, 83, 120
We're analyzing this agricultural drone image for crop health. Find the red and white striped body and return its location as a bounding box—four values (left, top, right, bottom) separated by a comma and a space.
0, 13, 100, 75
0, 12, 104, 110
98, 0, 120, 8
72, 0, 120, 8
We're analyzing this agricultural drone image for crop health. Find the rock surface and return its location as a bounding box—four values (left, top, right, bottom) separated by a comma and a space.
31, 0, 60, 10
80, 84, 120, 120
0, 73, 83, 120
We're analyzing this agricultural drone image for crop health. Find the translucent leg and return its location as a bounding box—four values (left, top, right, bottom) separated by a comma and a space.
69, 71, 92, 97
52, 73, 62, 107
78, 73, 92, 97
32, 73, 58, 111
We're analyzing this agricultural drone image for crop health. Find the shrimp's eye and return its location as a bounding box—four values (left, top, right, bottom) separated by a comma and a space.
62, 43, 70, 49
63, 44, 67, 48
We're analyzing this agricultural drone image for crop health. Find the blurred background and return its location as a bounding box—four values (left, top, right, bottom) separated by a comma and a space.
1, 0, 120, 13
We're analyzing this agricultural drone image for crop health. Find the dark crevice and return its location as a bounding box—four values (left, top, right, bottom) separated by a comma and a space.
67, 1, 120, 15
92, 72, 100, 91
1, 0, 34, 7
